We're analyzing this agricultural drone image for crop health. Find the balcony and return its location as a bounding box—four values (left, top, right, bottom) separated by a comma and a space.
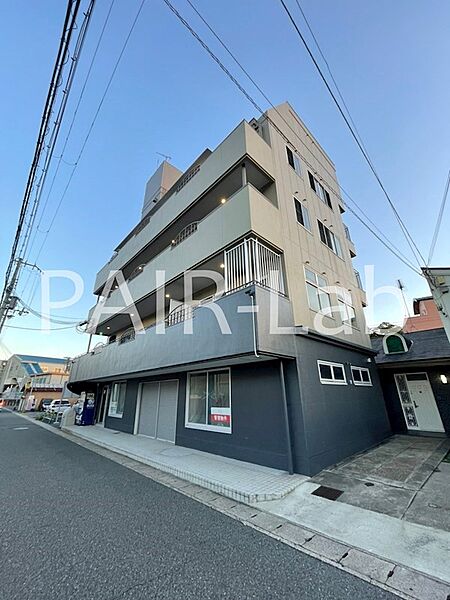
93, 121, 274, 293
354, 269, 367, 307
70, 286, 296, 385
344, 225, 357, 258
88, 184, 283, 331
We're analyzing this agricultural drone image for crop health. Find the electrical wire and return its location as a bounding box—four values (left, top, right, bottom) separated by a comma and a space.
278, 0, 427, 267
163, 0, 422, 276
183, 0, 421, 275
427, 169, 450, 265
3, 323, 79, 331
30, 0, 147, 267
23, 0, 116, 273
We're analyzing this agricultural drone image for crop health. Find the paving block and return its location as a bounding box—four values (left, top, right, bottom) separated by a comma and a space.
248, 511, 285, 532
341, 549, 395, 583
276, 522, 313, 547
192, 489, 220, 503
229, 504, 260, 521
208, 496, 238, 511
303, 535, 349, 562
387, 566, 450, 600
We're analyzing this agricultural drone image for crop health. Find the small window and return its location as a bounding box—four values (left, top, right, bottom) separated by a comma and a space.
305, 268, 331, 315
318, 220, 343, 258
383, 334, 408, 355
337, 288, 357, 327
286, 146, 301, 176
351, 366, 372, 386
308, 171, 333, 209
294, 198, 311, 231
108, 382, 126, 418
318, 361, 347, 385
186, 369, 231, 433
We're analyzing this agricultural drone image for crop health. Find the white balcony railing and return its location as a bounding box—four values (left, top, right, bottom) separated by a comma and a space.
225, 238, 285, 295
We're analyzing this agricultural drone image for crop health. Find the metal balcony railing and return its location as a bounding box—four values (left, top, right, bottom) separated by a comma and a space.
225, 238, 285, 295
171, 222, 199, 249
354, 269, 363, 289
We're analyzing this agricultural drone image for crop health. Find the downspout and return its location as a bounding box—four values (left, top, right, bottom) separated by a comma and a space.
245, 289, 259, 358
280, 360, 294, 475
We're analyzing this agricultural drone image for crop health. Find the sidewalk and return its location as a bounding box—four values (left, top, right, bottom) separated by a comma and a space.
62, 424, 306, 503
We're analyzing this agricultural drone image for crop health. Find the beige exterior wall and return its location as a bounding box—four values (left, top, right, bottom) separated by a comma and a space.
88, 102, 370, 348
259, 103, 370, 347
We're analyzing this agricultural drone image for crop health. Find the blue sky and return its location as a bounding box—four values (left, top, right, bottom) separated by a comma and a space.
0, 0, 449, 359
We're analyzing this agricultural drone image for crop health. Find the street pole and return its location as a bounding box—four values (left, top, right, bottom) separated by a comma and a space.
0, 259, 23, 335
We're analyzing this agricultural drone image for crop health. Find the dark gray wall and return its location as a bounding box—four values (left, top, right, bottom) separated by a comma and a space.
104, 380, 140, 434
379, 366, 450, 435
294, 336, 392, 475
176, 361, 291, 470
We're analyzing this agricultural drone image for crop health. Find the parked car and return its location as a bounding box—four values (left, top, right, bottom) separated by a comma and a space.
48, 399, 71, 414
40, 399, 53, 412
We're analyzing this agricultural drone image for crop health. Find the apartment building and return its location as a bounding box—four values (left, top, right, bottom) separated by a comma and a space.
68, 102, 391, 476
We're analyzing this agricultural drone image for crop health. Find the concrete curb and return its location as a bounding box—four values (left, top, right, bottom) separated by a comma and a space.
14, 412, 450, 600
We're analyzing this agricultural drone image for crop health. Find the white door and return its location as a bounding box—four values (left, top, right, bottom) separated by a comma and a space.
137, 380, 178, 442
394, 373, 444, 433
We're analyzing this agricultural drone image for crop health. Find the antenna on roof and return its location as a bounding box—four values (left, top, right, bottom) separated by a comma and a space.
397, 279, 412, 319
156, 152, 172, 167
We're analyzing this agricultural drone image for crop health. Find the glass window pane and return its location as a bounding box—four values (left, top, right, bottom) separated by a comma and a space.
318, 290, 331, 313
317, 275, 327, 288
352, 368, 362, 382
302, 205, 311, 230
208, 371, 230, 428
305, 268, 316, 284
333, 366, 345, 381
319, 363, 333, 380
361, 370, 370, 383
307, 283, 320, 312
188, 373, 207, 424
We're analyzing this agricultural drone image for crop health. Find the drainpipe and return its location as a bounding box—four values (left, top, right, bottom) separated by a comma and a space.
280, 360, 294, 475
245, 289, 259, 358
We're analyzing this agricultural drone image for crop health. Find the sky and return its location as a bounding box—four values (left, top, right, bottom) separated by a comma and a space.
0, 0, 449, 359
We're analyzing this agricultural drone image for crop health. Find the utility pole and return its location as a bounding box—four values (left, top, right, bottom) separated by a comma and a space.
0, 259, 23, 335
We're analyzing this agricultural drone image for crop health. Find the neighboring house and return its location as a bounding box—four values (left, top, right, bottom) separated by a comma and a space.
0, 354, 69, 407
403, 296, 443, 333
22, 371, 71, 411
373, 329, 450, 436
422, 267, 450, 342
68, 102, 391, 476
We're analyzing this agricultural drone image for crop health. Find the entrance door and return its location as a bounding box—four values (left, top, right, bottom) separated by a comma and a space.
137, 380, 178, 442
394, 373, 444, 433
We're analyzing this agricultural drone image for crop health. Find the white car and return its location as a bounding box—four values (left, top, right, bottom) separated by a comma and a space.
48, 399, 71, 414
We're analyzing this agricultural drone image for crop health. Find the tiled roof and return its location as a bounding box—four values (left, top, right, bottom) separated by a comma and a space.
372, 328, 450, 364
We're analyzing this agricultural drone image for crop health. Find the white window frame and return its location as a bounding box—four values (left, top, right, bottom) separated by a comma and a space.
318, 220, 343, 258
185, 368, 232, 434
108, 381, 126, 418
337, 288, 357, 328
286, 146, 302, 176
304, 267, 332, 315
309, 172, 332, 209
294, 198, 311, 232
351, 366, 372, 386
318, 360, 347, 385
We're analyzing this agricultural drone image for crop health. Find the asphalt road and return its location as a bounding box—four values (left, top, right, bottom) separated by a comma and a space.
0, 410, 396, 600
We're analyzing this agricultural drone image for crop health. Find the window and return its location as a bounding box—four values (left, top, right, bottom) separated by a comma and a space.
337, 288, 357, 327
294, 198, 311, 231
286, 146, 301, 176
351, 366, 372, 386
308, 172, 332, 209
186, 369, 231, 433
383, 333, 408, 354
108, 382, 126, 418
318, 220, 343, 258
318, 361, 347, 385
305, 268, 331, 315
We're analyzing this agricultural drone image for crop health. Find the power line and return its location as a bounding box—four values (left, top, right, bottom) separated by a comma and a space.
427, 169, 450, 265
23, 0, 116, 272
0, 0, 96, 336
278, 0, 427, 267
30, 0, 147, 267
3, 323, 78, 331
163, 0, 422, 275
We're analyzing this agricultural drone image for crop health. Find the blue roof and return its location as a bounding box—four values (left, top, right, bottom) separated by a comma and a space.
17, 354, 67, 364
23, 363, 43, 375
